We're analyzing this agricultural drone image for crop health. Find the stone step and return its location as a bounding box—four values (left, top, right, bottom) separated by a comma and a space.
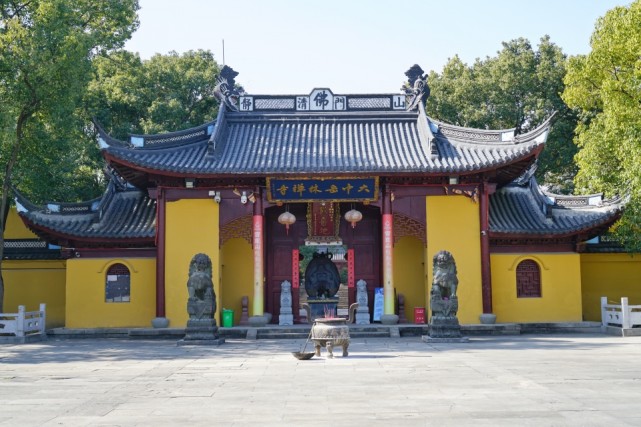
518, 321, 602, 334
350, 331, 390, 338
257, 331, 311, 340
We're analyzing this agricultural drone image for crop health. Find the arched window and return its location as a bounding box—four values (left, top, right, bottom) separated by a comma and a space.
516, 259, 541, 298
105, 263, 131, 303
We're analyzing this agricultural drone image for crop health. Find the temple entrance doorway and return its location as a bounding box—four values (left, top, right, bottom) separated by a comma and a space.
265, 203, 380, 323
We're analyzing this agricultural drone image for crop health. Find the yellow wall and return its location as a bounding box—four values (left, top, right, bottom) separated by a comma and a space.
3, 260, 66, 328
580, 253, 641, 321
4, 208, 38, 239
425, 195, 482, 324
3, 208, 65, 328
65, 257, 156, 327
393, 236, 426, 323
165, 198, 220, 327
491, 253, 583, 322
221, 238, 253, 325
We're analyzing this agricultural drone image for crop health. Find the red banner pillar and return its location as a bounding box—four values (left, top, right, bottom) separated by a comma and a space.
292, 249, 300, 323
252, 189, 264, 317
382, 187, 395, 315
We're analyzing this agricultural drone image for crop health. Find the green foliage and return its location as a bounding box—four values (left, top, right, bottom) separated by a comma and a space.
563, 1, 641, 251
427, 36, 577, 193
0, 0, 139, 310
0, 0, 140, 202
87, 50, 222, 140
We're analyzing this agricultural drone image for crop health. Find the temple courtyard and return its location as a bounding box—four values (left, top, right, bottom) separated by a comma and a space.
1, 334, 640, 426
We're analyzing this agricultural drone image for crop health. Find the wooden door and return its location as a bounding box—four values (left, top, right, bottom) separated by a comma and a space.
340, 205, 380, 316
265, 204, 306, 323
265, 203, 381, 323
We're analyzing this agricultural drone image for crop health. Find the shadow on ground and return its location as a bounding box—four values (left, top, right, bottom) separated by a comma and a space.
0, 334, 635, 365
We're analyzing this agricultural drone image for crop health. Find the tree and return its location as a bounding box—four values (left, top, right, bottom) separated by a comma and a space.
0, 0, 139, 311
86, 50, 222, 140
426, 36, 577, 192
563, 0, 641, 251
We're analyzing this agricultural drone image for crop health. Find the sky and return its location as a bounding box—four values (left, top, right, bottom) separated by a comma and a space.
124, 0, 632, 95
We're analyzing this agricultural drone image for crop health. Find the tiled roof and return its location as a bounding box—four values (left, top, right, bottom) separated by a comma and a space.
100, 105, 550, 177
15, 175, 622, 244
489, 178, 623, 236
15, 179, 156, 245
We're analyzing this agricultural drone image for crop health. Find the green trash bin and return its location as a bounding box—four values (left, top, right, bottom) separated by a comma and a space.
222, 309, 234, 328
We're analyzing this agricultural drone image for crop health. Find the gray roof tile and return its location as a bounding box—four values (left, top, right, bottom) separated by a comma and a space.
101, 108, 550, 176
490, 179, 623, 236
16, 179, 155, 244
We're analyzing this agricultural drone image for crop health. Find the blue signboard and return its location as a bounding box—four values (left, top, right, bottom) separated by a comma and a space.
373, 287, 384, 322
266, 177, 378, 203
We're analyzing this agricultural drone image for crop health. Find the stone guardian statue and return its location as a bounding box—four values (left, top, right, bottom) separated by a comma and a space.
279, 280, 294, 326
426, 250, 467, 341
179, 253, 224, 345
355, 279, 371, 324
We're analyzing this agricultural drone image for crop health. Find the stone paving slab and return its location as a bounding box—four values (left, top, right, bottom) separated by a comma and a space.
1, 334, 641, 426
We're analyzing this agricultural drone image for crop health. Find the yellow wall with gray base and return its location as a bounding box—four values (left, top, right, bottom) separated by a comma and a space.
580, 253, 641, 321
3, 260, 66, 328
425, 195, 483, 324
221, 238, 253, 326
65, 258, 156, 328
491, 253, 583, 323
393, 236, 426, 323
164, 198, 220, 327
3, 209, 65, 328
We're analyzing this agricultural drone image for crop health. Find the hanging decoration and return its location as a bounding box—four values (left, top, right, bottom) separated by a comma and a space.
344, 206, 363, 229
278, 206, 296, 234
306, 202, 342, 244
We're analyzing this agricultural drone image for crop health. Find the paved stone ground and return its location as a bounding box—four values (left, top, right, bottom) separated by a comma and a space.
1, 334, 641, 426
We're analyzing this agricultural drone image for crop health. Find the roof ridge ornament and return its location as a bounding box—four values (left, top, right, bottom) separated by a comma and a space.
214, 65, 242, 111
403, 64, 430, 111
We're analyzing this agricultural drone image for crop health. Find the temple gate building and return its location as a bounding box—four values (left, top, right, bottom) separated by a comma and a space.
4, 65, 634, 329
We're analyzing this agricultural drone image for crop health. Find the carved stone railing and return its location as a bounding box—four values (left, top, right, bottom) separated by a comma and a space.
0, 304, 46, 340
601, 297, 641, 329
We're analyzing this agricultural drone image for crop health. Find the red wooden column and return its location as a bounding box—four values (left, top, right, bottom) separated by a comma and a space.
480, 180, 496, 314
292, 249, 300, 323
155, 187, 166, 319
252, 188, 265, 317
382, 187, 395, 315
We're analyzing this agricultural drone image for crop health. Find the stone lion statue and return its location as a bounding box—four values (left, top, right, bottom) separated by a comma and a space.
187, 253, 216, 320
432, 250, 458, 299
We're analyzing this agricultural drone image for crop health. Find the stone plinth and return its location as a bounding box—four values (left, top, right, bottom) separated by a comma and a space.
248, 315, 267, 327
279, 313, 293, 326
151, 317, 169, 328
380, 314, 399, 325
479, 313, 497, 324
428, 316, 463, 338
178, 319, 224, 346
355, 311, 370, 325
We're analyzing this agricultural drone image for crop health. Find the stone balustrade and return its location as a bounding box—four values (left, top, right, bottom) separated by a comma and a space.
0, 304, 46, 342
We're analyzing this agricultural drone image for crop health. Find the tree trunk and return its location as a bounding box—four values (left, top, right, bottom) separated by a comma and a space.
0, 109, 29, 313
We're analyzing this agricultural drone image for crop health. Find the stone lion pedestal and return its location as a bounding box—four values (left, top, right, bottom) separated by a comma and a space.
178, 253, 224, 346
422, 250, 469, 344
